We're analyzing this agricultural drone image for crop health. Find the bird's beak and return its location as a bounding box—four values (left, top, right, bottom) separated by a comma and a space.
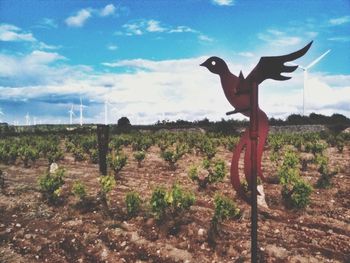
200, 62, 206, 67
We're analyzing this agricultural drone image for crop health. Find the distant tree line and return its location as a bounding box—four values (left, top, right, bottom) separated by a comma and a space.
1, 113, 349, 136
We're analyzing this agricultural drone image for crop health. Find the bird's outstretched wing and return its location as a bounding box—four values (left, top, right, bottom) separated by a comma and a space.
247, 41, 313, 85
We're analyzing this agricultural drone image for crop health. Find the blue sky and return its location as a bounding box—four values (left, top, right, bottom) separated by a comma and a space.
0, 0, 349, 125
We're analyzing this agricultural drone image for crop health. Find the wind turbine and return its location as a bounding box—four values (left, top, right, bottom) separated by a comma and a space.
0, 109, 4, 122
291, 49, 331, 115
25, 113, 30, 126
33, 117, 37, 126
79, 98, 87, 126
68, 105, 76, 125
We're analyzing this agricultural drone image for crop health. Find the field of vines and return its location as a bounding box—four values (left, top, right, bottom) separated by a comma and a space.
0, 128, 349, 262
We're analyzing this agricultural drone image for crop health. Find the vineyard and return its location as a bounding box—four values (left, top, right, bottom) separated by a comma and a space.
0, 129, 349, 262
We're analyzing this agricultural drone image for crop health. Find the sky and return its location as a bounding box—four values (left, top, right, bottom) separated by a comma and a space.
0, 0, 349, 125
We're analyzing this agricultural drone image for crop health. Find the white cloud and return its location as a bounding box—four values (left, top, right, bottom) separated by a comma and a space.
120, 19, 213, 45
123, 22, 144, 35
329, 16, 350, 26
65, 4, 116, 28
36, 18, 58, 29
168, 26, 196, 33
123, 20, 169, 35
107, 44, 118, 51
100, 4, 116, 17
238, 52, 254, 58
198, 34, 214, 42
212, 0, 235, 6
147, 20, 166, 32
258, 29, 302, 46
0, 24, 36, 42
2, 52, 349, 124
65, 9, 91, 27
327, 36, 350, 42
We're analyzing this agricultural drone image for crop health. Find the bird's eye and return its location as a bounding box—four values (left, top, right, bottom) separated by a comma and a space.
211, 61, 216, 66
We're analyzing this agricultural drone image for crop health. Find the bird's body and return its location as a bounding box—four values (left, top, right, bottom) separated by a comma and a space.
201, 42, 312, 202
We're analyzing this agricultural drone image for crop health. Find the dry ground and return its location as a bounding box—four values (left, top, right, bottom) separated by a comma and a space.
0, 143, 349, 262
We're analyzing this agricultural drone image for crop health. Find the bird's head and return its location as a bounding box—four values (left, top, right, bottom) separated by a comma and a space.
200, 56, 229, 75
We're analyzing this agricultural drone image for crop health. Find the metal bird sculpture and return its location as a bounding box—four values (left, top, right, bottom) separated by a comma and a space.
201, 41, 312, 203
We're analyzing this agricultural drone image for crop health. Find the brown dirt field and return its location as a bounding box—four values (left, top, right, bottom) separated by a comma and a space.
0, 144, 349, 263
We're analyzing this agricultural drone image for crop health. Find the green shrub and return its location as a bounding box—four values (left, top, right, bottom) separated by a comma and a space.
108, 152, 127, 175
208, 159, 226, 184
125, 191, 142, 217
150, 183, 195, 220
210, 194, 240, 236
99, 175, 116, 194
284, 180, 313, 209
187, 165, 199, 181
19, 146, 39, 167
278, 150, 313, 209
150, 186, 168, 219
72, 180, 87, 200
72, 147, 86, 162
38, 168, 65, 202
47, 149, 64, 164
165, 183, 195, 216
213, 194, 240, 222
90, 149, 99, 164
133, 151, 146, 167
305, 141, 327, 155
160, 145, 185, 170
188, 159, 227, 189
226, 136, 239, 151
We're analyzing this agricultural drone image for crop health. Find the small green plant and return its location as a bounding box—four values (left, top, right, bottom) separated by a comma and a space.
108, 152, 127, 176
125, 191, 142, 217
305, 141, 327, 155
90, 149, 99, 164
188, 159, 227, 189
315, 154, 337, 189
38, 168, 65, 202
150, 183, 195, 220
213, 194, 240, 223
47, 149, 64, 164
72, 147, 86, 162
160, 145, 185, 170
226, 137, 239, 151
133, 151, 146, 167
165, 183, 195, 216
72, 180, 87, 201
335, 136, 344, 153
188, 165, 199, 181
209, 194, 240, 240
98, 175, 116, 213
99, 175, 116, 194
19, 146, 39, 167
150, 186, 168, 219
278, 150, 312, 209
283, 180, 313, 209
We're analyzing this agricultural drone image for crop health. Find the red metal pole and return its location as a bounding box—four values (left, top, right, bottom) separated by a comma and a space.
250, 81, 259, 263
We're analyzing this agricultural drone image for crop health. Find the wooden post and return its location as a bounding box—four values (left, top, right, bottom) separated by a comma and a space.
97, 124, 109, 176
250, 82, 259, 263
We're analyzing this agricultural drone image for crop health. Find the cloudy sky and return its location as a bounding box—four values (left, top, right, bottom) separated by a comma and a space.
0, 0, 349, 125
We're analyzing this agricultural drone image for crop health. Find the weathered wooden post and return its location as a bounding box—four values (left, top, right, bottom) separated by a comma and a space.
97, 124, 109, 175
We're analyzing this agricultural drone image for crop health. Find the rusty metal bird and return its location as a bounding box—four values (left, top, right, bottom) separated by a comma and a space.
200, 41, 312, 202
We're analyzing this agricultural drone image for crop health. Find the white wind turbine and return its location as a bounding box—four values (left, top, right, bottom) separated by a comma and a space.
68, 105, 76, 125
79, 98, 87, 126
33, 117, 37, 125
291, 49, 331, 115
0, 108, 4, 122
25, 113, 30, 126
